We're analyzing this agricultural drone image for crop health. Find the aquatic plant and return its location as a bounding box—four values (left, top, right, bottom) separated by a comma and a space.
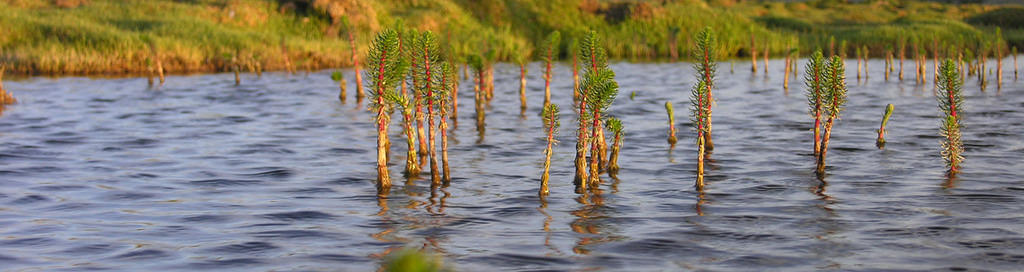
605, 117, 623, 176
690, 27, 716, 190
665, 101, 677, 146
750, 31, 758, 73
856, 46, 863, 80
817, 55, 848, 176
784, 48, 795, 90
0, 65, 15, 105
694, 27, 717, 152
996, 28, 1004, 89
331, 71, 347, 103
898, 38, 906, 81
468, 54, 486, 134
805, 50, 827, 156
863, 45, 870, 80
342, 17, 365, 103
876, 104, 894, 149
540, 104, 560, 196
395, 86, 420, 178
366, 29, 406, 191
570, 38, 580, 102
512, 43, 532, 115
1014, 46, 1018, 80
148, 39, 165, 85
579, 30, 618, 186
439, 62, 456, 184
411, 31, 443, 183
937, 59, 964, 175
383, 249, 444, 272
541, 31, 560, 110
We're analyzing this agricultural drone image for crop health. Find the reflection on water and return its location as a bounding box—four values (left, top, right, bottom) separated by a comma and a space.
0, 58, 1021, 270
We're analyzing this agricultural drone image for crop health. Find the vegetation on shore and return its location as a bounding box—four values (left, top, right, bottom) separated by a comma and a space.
0, 0, 1021, 75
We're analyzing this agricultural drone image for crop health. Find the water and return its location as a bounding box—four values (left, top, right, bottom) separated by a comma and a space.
1, 60, 1022, 271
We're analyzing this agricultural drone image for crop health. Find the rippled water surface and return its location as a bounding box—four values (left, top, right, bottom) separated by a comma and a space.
1, 60, 1023, 271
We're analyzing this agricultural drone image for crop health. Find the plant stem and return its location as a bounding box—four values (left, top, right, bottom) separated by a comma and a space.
541, 117, 554, 196
520, 64, 527, 115
876, 103, 893, 148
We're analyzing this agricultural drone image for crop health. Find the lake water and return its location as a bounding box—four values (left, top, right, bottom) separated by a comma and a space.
0, 59, 1022, 271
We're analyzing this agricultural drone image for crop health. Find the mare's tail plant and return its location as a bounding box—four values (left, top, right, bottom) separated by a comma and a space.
439, 62, 456, 184
332, 71, 347, 103
395, 89, 420, 178
341, 17, 364, 102
665, 101, 677, 146
876, 103, 894, 149
541, 31, 561, 110
694, 27, 716, 152
540, 104, 560, 196
514, 43, 532, 116
606, 117, 623, 177
806, 50, 827, 156
366, 29, 406, 192
147, 39, 165, 85
468, 54, 486, 134
580, 30, 618, 186
690, 27, 716, 190
412, 31, 443, 184
937, 59, 964, 175
816, 55, 848, 176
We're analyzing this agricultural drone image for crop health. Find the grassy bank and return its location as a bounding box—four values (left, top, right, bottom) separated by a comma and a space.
0, 0, 1020, 76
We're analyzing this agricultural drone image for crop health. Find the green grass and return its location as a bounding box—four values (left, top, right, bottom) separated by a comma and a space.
0, 0, 1019, 75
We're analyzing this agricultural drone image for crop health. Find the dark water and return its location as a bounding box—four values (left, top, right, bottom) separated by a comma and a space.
1, 59, 1022, 271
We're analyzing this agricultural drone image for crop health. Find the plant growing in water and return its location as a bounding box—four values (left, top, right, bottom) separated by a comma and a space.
438, 62, 456, 184
605, 117, 623, 177
665, 101, 677, 146
512, 43, 532, 116
876, 103, 894, 149
579, 30, 618, 186
331, 71, 347, 103
468, 54, 487, 135
805, 50, 827, 156
541, 31, 560, 110
394, 86, 420, 178
340, 16, 364, 102
411, 31, 443, 184
540, 104, 560, 196
693, 27, 716, 152
366, 29, 406, 192
690, 27, 716, 190
937, 59, 964, 175
816, 55, 848, 176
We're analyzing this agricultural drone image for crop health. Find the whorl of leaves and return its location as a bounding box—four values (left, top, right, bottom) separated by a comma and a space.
583, 68, 619, 113
365, 28, 407, 112
693, 27, 717, 90
467, 54, 484, 74
690, 80, 711, 136
543, 104, 561, 135
936, 59, 964, 168
411, 31, 442, 98
605, 117, 623, 135
436, 61, 456, 108
576, 30, 618, 116
579, 30, 608, 73
540, 31, 561, 63
805, 50, 827, 117
824, 55, 848, 117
